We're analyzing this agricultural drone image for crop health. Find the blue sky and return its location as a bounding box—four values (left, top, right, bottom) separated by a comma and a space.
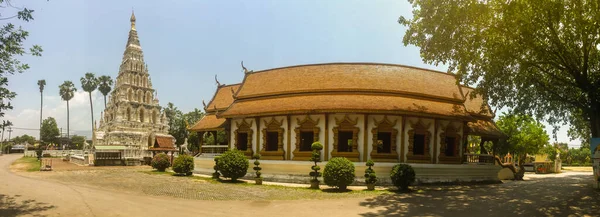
3, 0, 581, 146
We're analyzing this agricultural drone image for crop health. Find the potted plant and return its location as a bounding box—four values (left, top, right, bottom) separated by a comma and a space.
365, 160, 377, 190
309, 142, 323, 189
253, 153, 262, 185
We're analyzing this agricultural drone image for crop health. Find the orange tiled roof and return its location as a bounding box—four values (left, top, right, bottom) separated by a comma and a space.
153, 136, 176, 150
188, 114, 227, 132
461, 86, 494, 118
206, 84, 240, 112
467, 119, 504, 138
235, 63, 464, 102
219, 94, 469, 118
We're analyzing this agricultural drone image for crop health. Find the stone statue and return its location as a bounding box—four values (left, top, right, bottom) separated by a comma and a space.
181, 138, 191, 155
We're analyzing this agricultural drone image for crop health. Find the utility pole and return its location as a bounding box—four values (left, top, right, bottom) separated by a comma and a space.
1, 125, 4, 155
7, 127, 12, 154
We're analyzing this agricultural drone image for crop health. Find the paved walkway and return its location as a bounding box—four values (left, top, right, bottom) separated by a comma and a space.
1, 154, 599, 217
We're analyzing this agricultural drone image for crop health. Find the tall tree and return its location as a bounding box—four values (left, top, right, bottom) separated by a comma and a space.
496, 113, 550, 179
97, 75, 113, 109
164, 102, 186, 146
80, 73, 98, 134
70, 135, 85, 150
0, 1, 43, 143
399, 0, 600, 140
37, 79, 45, 142
40, 117, 60, 146
59, 81, 76, 138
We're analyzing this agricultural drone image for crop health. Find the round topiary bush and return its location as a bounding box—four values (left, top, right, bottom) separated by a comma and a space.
173, 154, 195, 175
216, 149, 249, 181
323, 157, 355, 190
365, 160, 377, 188
390, 164, 416, 191
151, 153, 171, 172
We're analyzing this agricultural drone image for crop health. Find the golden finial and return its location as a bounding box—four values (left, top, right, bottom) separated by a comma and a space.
130, 10, 136, 30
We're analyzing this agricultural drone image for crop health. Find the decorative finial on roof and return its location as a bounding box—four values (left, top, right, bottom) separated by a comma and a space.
130, 10, 136, 30
241, 61, 253, 74
215, 75, 221, 86
230, 87, 237, 100
202, 100, 207, 110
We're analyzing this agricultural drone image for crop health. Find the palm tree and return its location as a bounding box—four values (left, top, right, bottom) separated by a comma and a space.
80, 73, 98, 134
37, 79, 45, 144
59, 81, 77, 139
97, 75, 113, 109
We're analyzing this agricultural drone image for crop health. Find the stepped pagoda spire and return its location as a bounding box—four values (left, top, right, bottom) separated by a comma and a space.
93, 11, 175, 164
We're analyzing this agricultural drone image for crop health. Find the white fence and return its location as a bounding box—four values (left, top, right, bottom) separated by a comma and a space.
24, 150, 84, 157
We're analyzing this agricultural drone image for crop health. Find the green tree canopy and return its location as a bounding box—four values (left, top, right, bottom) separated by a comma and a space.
97, 75, 113, 108
40, 117, 59, 145
12, 134, 35, 145
496, 113, 550, 157
399, 0, 600, 140
0, 2, 43, 128
71, 135, 85, 150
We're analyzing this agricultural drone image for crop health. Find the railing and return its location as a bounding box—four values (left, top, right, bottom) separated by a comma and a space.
463, 154, 495, 165
200, 145, 229, 156
24, 150, 84, 157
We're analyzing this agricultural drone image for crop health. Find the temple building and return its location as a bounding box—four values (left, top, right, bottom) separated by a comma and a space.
93, 12, 176, 166
190, 63, 504, 183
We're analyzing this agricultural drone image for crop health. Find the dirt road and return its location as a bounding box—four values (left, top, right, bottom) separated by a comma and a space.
2, 154, 599, 217
0, 154, 377, 217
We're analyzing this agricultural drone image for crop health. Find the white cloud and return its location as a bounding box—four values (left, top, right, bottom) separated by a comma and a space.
4, 90, 108, 140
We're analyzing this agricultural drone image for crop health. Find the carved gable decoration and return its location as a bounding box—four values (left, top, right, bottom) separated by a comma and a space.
335, 115, 359, 129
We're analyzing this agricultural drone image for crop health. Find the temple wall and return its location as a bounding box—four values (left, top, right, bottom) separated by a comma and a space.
289, 114, 326, 160
402, 117, 435, 162
366, 115, 403, 161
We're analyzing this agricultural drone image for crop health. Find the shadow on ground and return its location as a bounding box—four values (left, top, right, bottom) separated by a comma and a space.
0, 194, 56, 217
359, 174, 600, 217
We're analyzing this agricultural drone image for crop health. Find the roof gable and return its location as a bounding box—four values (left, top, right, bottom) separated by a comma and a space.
206, 84, 240, 112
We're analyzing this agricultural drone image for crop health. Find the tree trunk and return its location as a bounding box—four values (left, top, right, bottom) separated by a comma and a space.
39, 92, 43, 144
67, 100, 70, 139
591, 102, 599, 138
88, 92, 94, 139
515, 155, 526, 180
103, 95, 107, 109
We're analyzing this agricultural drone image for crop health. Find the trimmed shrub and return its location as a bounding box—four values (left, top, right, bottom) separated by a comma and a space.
309, 142, 323, 183
390, 164, 416, 191
252, 154, 262, 179
173, 154, 194, 175
216, 149, 249, 181
151, 153, 171, 172
323, 157, 355, 190
365, 160, 377, 185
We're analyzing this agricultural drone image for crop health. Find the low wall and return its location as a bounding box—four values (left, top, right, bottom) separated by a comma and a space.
70, 155, 86, 165
194, 157, 501, 185
25, 150, 84, 157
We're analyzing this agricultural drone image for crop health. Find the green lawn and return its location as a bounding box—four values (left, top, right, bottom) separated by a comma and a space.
12, 157, 41, 172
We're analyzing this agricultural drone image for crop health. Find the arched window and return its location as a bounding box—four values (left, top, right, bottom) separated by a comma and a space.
139, 109, 145, 123
146, 92, 152, 103
138, 91, 143, 103
126, 108, 131, 121
152, 110, 157, 124
127, 89, 133, 101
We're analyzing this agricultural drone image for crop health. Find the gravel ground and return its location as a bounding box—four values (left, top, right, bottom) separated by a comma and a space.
17, 159, 383, 201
